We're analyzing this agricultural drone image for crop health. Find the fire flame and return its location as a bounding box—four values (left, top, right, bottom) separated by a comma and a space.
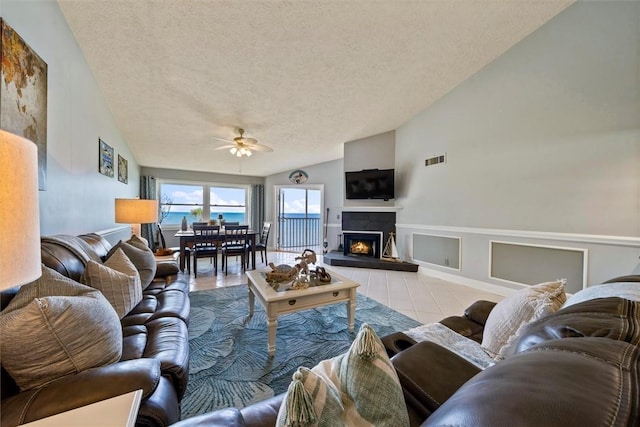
350, 241, 371, 254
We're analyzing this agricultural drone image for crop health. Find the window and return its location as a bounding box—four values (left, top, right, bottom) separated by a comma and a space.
159, 182, 248, 226
209, 187, 247, 224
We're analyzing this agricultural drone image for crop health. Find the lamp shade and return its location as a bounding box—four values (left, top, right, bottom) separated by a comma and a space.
115, 199, 159, 224
0, 129, 42, 289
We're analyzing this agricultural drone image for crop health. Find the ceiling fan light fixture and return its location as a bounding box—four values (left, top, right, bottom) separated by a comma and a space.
214, 128, 271, 157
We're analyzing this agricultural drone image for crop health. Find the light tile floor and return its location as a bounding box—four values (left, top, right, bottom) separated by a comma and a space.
185, 250, 503, 324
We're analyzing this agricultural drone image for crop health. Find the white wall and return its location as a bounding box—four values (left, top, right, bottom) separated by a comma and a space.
140, 166, 263, 187
396, 1, 640, 290
343, 130, 396, 209
2, 0, 139, 236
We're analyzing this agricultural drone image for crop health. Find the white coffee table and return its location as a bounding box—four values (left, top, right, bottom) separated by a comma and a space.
246, 267, 360, 355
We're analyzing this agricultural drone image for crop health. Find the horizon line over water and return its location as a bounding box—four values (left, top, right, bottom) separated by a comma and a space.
162, 212, 320, 225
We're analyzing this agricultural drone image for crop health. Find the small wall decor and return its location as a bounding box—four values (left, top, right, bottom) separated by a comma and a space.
98, 138, 114, 178
288, 169, 308, 184
117, 154, 128, 184
0, 19, 48, 190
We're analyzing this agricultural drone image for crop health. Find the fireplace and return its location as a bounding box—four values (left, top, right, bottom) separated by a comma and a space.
343, 232, 382, 258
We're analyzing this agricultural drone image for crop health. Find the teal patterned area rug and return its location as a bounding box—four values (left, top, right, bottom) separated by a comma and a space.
181, 285, 421, 420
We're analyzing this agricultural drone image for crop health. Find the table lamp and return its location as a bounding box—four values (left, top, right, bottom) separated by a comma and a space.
115, 198, 158, 238
0, 129, 42, 290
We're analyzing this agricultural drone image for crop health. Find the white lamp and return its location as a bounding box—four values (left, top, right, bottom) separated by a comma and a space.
115, 198, 158, 238
0, 129, 42, 289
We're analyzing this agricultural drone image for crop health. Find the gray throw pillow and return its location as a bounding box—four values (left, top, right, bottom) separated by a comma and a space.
81, 248, 142, 318
0, 267, 122, 391
106, 239, 156, 289
3, 265, 95, 313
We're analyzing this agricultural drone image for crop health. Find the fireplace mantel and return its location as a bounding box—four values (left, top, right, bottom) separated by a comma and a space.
341, 206, 402, 212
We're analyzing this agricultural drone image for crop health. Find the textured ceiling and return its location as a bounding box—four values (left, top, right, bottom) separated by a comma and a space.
57, 0, 573, 177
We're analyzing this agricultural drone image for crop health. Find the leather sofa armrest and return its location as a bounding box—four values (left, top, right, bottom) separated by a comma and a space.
169, 408, 246, 427
463, 300, 496, 325
603, 274, 640, 283
1, 359, 162, 426
170, 394, 284, 427
392, 341, 481, 424
439, 300, 496, 343
381, 332, 418, 358
240, 394, 284, 427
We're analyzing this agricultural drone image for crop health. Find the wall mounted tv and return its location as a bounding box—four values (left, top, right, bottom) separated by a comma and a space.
345, 169, 395, 200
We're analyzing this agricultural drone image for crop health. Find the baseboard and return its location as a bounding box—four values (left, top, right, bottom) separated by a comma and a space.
418, 266, 516, 297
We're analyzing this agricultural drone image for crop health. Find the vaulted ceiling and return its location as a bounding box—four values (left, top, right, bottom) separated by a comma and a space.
57, 0, 573, 176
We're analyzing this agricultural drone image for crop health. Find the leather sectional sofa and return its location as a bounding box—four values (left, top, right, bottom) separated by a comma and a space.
173, 275, 640, 427
1, 233, 190, 427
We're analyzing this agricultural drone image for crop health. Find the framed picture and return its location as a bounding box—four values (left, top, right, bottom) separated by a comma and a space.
118, 154, 128, 184
0, 19, 48, 190
98, 138, 114, 178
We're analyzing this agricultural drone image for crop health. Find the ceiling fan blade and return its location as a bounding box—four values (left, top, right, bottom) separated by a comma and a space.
211, 136, 233, 143
214, 144, 237, 150
248, 144, 273, 152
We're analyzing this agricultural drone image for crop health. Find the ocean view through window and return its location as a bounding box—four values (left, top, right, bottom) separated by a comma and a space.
159, 182, 248, 226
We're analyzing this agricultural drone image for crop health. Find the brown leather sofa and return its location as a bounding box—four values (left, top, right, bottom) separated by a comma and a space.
1, 233, 190, 427
172, 276, 640, 427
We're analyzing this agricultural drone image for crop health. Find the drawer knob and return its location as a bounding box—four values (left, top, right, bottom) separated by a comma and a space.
332, 292, 339, 297
288, 299, 296, 305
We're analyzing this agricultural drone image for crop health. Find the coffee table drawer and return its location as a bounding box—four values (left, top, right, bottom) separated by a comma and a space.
275, 289, 350, 313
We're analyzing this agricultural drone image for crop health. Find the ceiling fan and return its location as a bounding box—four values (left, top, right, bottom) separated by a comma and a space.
212, 128, 273, 157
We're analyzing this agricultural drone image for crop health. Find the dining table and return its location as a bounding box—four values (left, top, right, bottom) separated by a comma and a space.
174, 229, 258, 272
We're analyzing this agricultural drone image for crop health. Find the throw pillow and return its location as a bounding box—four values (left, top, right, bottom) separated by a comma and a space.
481, 280, 566, 360
0, 288, 122, 391
2, 265, 95, 313
106, 239, 156, 289
82, 248, 142, 318
127, 234, 150, 251
276, 323, 409, 427
563, 282, 640, 308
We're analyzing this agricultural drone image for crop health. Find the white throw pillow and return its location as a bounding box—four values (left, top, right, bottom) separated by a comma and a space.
481, 280, 566, 360
563, 282, 640, 308
82, 248, 142, 318
276, 323, 409, 427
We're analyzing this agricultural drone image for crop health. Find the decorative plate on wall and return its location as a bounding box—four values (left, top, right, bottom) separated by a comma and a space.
288, 169, 308, 184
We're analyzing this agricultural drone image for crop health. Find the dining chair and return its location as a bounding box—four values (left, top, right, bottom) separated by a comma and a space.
192, 224, 220, 277
247, 222, 271, 267
221, 224, 249, 275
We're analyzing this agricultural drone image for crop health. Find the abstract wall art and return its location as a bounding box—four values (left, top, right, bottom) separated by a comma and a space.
0, 19, 48, 190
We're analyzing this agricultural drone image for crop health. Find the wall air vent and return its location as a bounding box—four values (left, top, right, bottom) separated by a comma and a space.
425, 153, 446, 167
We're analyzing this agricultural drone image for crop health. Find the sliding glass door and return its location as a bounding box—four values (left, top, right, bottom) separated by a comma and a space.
276, 186, 323, 251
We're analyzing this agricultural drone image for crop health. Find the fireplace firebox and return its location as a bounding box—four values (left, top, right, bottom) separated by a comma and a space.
343, 232, 382, 259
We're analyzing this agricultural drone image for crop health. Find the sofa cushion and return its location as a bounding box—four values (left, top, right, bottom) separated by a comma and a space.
424, 338, 640, 427
0, 269, 122, 391
563, 282, 640, 308
107, 239, 156, 289
82, 248, 142, 318
509, 297, 640, 355
276, 323, 409, 427
481, 280, 566, 359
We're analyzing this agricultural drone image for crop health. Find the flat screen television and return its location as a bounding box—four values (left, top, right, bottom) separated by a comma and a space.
345, 169, 395, 200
